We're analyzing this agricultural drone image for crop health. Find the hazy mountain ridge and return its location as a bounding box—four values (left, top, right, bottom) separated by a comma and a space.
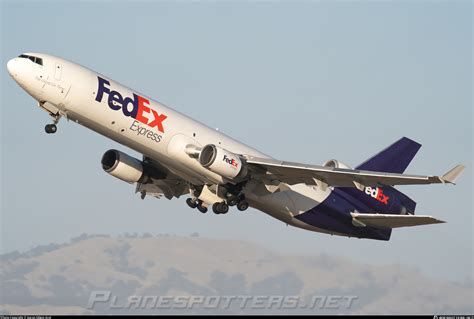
1, 233, 473, 314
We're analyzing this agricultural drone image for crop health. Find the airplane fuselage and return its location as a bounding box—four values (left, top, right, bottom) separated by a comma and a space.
7, 53, 431, 241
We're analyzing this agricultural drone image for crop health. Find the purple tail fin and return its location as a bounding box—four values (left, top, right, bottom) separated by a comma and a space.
356, 137, 421, 174
335, 137, 420, 216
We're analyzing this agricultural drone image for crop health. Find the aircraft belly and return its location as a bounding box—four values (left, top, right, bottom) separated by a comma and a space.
247, 183, 331, 225
247, 190, 347, 237
294, 191, 392, 240
247, 183, 391, 240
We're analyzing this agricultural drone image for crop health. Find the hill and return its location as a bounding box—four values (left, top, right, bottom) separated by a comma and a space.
1, 233, 472, 314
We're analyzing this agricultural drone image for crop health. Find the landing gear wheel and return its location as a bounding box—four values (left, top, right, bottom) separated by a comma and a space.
212, 203, 221, 214
237, 200, 249, 211
220, 202, 229, 214
186, 198, 197, 209
213, 202, 229, 214
227, 196, 239, 207
45, 124, 57, 134
44, 111, 61, 134
197, 203, 208, 213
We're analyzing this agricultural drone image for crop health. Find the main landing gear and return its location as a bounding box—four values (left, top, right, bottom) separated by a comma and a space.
236, 200, 249, 211
185, 196, 249, 215
226, 194, 249, 211
186, 184, 249, 215
186, 198, 208, 213
212, 202, 229, 214
45, 113, 61, 134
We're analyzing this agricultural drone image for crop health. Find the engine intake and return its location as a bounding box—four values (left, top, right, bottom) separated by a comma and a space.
101, 149, 144, 183
323, 159, 352, 169
199, 144, 247, 182
101, 149, 167, 184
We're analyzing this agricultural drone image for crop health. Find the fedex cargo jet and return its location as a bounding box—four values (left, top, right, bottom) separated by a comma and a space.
7, 53, 465, 241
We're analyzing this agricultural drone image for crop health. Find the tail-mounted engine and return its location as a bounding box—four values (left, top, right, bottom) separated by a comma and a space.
323, 159, 352, 169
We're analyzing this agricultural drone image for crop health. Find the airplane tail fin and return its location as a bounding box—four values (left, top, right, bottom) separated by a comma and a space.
340, 137, 432, 240
353, 136, 420, 214
356, 136, 421, 174
336, 137, 421, 220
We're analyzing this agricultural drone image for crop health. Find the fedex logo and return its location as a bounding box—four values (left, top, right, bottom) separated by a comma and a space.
95, 77, 167, 133
364, 187, 390, 205
223, 155, 239, 168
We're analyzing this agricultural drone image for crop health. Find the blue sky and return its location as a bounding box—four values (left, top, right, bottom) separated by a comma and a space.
1, 1, 472, 281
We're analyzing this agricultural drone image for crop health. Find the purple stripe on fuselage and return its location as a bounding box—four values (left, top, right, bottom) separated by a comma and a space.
334, 186, 416, 215
295, 191, 392, 241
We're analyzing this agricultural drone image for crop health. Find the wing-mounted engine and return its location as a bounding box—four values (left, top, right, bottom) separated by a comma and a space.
323, 159, 352, 169
101, 149, 165, 183
198, 144, 248, 183
101, 149, 187, 199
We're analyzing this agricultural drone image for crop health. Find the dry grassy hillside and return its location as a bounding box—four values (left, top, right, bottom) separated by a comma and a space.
1, 233, 472, 314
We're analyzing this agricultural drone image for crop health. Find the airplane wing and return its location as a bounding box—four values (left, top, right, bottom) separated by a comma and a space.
350, 212, 445, 229
245, 156, 464, 189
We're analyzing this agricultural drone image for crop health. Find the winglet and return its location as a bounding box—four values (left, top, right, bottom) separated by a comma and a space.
441, 164, 465, 184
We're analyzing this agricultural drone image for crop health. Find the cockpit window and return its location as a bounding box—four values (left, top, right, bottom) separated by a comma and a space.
18, 54, 43, 66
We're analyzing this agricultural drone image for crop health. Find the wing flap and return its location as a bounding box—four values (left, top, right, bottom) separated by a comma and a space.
350, 212, 445, 229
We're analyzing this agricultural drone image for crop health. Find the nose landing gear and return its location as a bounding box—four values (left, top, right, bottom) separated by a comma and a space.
45, 124, 57, 134
45, 112, 61, 134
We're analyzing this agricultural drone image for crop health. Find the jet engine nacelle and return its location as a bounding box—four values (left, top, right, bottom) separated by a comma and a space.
323, 159, 352, 169
101, 150, 167, 184
101, 149, 144, 183
198, 144, 247, 182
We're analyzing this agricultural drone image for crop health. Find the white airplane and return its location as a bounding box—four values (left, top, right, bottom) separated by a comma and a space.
7, 53, 465, 240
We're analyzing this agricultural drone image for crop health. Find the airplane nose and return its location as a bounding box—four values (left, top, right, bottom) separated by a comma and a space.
7, 58, 17, 77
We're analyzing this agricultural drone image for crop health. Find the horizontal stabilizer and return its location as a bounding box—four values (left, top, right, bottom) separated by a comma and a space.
350, 212, 445, 229
441, 164, 465, 184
